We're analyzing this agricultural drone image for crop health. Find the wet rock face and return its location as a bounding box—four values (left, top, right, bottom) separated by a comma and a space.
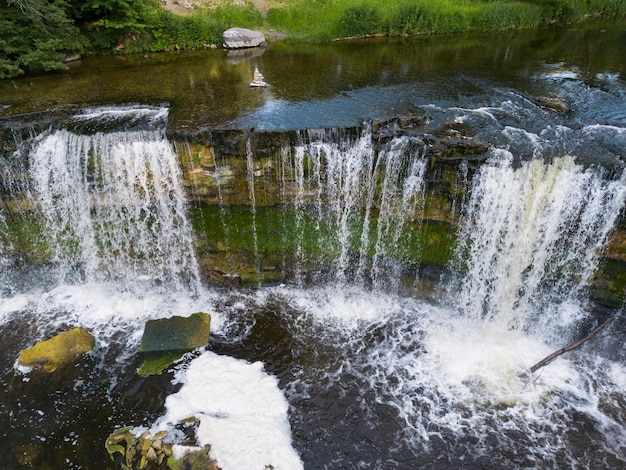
17, 327, 95, 373
140, 312, 211, 353
138, 312, 211, 376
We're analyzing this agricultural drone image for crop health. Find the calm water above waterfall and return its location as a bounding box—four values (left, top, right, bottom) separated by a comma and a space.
1, 19, 626, 470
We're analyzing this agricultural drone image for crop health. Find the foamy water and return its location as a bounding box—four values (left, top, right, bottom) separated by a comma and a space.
150, 351, 303, 470
254, 286, 626, 467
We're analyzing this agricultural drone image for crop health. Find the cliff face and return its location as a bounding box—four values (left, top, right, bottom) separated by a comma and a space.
169, 119, 626, 307
1, 110, 625, 307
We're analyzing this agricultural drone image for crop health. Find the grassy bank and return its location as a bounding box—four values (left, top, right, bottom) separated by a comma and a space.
266, 0, 626, 41
1, 0, 625, 79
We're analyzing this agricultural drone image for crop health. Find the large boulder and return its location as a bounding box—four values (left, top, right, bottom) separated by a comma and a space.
138, 312, 211, 376
18, 327, 95, 373
222, 28, 266, 49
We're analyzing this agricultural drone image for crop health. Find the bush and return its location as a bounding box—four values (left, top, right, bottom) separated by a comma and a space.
122, 4, 263, 54
387, 0, 472, 36
471, 2, 543, 31
388, 2, 424, 36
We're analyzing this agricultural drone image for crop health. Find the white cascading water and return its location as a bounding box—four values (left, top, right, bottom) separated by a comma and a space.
5, 107, 303, 470
454, 152, 626, 338
245, 134, 261, 275
3, 101, 626, 468
284, 128, 428, 289
0, 211, 9, 293
28, 126, 200, 291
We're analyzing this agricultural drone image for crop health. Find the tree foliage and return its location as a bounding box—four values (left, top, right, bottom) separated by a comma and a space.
0, 0, 160, 78
1, 0, 80, 77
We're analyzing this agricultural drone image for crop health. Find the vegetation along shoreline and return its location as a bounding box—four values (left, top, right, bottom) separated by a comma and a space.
1, 0, 625, 80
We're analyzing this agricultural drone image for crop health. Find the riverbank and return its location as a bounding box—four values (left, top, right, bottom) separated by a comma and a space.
158, 0, 626, 43
0, 0, 625, 79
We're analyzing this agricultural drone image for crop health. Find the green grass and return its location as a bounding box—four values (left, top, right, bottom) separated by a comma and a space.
131, 0, 625, 50
265, 0, 624, 42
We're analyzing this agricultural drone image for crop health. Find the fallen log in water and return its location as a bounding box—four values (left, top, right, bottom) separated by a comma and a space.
530, 317, 616, 373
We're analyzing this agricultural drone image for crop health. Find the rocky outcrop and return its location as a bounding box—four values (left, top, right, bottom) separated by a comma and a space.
250, 67, 267, 87
106, 423, 221, 470
18, 327, 95, 373
534, 96, 567, 112
222, 28, 266, 49
138, 312, 211, 376
106, 428, 174, 470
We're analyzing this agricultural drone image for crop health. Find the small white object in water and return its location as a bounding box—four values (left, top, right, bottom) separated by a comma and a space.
250, 67, 267, 87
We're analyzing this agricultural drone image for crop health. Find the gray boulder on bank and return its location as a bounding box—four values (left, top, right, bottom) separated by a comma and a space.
222, 27, 266, 49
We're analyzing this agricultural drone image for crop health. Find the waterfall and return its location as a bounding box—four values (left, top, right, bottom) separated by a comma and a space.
246, 134, 261, 275
27, 118, 199, 291
284, 128, 428, 289
0, 210, 10, 294
454, 152, 626, 339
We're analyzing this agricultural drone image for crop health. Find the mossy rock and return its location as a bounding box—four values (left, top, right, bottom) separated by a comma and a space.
138, 312, 211, 376
18, 327, 95, 373
137, 351, 191, 377
168, 446, 221, 470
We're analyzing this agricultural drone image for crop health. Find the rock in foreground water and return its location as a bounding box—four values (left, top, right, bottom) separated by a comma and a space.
138, 312, 211, 376
18, 327, 95, 373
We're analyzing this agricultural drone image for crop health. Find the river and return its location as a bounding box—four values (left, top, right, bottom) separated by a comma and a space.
1, 18, 626, 470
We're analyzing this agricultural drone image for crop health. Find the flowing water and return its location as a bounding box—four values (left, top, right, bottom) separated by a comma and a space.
1, 20, 626, 470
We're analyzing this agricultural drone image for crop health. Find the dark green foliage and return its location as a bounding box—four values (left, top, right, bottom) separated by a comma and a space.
0, 0, 86, 78
525, 0, 579, 21
122, 5, 263, 53
388, 2, 423, 36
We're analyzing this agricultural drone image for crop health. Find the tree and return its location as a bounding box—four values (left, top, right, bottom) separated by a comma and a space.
0, 0, 85, 78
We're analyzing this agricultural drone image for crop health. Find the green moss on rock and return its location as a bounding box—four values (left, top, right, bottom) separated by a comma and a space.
138, 312, 211, 376
18, 327, 95, 373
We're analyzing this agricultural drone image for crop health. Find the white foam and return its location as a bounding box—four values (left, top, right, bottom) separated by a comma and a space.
253, 285, 626, 465
71, 105, 169, 125
152, 351, 303, 470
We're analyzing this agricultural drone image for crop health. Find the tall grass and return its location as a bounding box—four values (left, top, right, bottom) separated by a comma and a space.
123, 0, 626, 53
266, 0, 624, 42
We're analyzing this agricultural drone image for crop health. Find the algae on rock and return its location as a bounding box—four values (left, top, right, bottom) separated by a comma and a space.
18, 327, 95, 373
138, 312, 211, 376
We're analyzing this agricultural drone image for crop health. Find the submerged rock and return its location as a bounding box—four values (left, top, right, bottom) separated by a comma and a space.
18, 327, 95, 373
138, 312, 211, 376
534, 96, 567, 112
222, 28, 266, 49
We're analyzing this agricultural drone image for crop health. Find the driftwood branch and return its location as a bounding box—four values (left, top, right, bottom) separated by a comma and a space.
530, 317, 615, 373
